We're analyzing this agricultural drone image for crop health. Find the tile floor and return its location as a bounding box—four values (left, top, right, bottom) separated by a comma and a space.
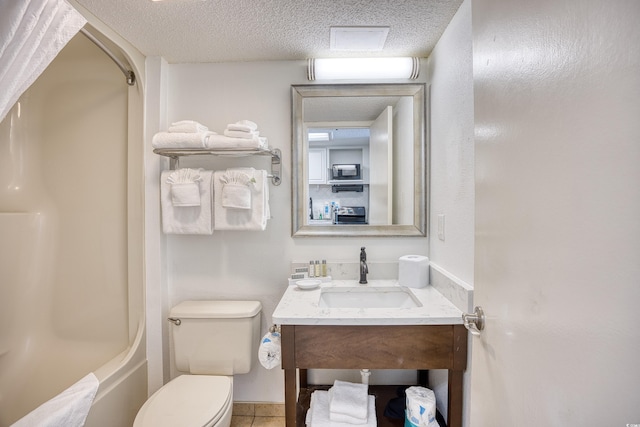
231, 403, 286, 427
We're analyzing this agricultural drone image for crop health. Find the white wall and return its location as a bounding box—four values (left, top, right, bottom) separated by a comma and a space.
426, 0, 475, 423
428, 0, 475, 286
147, 60, 430, 402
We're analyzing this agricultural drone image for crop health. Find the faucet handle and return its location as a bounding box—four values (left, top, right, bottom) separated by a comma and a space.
360, 246, 366, 261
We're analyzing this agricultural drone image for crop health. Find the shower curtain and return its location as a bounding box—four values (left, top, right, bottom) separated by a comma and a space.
0, 0, 86, 122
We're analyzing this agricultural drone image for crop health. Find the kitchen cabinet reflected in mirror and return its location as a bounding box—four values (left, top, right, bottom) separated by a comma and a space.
292, 84, 428, 237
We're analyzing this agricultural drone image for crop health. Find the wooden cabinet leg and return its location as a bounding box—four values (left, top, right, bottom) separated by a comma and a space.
447, 369, 464, 427
284, 368, 297, 427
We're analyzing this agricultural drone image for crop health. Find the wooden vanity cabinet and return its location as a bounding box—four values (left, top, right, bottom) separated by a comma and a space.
280, 324, 467, 427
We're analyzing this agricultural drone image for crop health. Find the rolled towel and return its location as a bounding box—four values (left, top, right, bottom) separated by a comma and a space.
224, 129, 260, 139
329, 380, 369, 422
168, 120, 209, 133
152, 131, 211, 149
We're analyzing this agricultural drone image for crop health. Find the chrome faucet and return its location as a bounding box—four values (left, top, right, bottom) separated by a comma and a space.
359, 246, 368, 284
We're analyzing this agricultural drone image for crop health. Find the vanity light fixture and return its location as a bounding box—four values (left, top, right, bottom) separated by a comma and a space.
307, 57, 420, 81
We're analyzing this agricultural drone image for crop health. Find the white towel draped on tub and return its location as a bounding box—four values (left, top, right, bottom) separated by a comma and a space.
161, 169, 214, 234
11, 373, 99, 427
214, 168, 270, 231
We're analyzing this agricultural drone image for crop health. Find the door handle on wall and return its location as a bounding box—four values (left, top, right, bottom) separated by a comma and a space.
462, 306, 485, 336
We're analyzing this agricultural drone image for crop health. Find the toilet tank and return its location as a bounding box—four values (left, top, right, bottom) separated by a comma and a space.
169, 300, 262, 375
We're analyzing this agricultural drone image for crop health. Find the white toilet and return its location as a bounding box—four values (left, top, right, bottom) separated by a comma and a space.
134, 300, 262, 427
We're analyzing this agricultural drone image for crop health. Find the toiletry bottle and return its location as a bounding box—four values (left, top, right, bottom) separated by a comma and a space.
321, 260, 327, 277
309, 260, 315, 277
315, 260, 320, 277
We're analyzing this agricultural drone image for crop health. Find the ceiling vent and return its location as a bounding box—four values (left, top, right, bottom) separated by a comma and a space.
330, 27, 390, 51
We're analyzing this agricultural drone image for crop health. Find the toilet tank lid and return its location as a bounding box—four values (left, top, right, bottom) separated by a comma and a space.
170, 300, 262, 319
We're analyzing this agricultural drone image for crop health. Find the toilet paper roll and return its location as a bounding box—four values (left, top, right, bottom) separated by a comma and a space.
398, 255, 429, 288
258, 331, 281, 369
405, 386, 438, 427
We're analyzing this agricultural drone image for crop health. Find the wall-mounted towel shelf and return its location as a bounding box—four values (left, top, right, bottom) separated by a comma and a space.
154, 147, 282, 186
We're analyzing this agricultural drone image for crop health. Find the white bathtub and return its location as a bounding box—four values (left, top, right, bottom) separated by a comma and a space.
84, 320, 147, 427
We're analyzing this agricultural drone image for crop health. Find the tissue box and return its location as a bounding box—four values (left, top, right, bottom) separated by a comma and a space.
398, 255, 429, 288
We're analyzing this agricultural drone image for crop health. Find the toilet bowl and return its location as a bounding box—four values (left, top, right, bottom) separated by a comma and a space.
134, 375, 233, 427
133, 300, 261, 427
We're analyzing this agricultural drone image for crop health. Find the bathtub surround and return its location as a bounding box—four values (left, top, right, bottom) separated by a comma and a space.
0, 2, 148, 424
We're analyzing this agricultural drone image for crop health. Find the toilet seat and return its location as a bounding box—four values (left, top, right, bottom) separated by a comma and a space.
134, 375, 232, 427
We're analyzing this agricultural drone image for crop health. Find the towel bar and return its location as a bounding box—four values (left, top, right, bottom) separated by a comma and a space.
153, 147, 282, 186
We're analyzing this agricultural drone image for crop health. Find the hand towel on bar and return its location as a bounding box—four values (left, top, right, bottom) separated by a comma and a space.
307, 390, 376, 427
329, 380, 369, 422
11, 373, 99, 427
204, 134, 268, 150
161, 169, 214, 234
152, 131, 212, 149
168, 120, 209, 133
223, 129, 260, 139
220, 170, 255, 209
214, 168, 269, 231
166, 168, 203, 206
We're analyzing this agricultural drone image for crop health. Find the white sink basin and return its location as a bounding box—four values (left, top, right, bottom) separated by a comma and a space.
318, 286, 422, 309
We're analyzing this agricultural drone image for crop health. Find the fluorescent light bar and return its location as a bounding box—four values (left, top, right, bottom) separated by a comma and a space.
307, 57, 419, 81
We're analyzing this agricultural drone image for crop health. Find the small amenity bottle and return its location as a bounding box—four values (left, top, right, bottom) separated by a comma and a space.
309, 260, 315, 277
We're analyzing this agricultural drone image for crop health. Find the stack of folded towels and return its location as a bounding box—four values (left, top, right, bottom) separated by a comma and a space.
306, 380, 376, 427
152, 119, 268, 150
152, 120, 213, 149
206, 119, 268, 149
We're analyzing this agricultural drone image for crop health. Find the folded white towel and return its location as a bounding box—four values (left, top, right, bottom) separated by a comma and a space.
161, 169, 214, 234
234, 119, 258, 131
166, 168, 204, 207
224, 129, 260, 139
205, 134, 268, 150
329, 380, 369, 422
214, 168, 269, 231
168, 120, 209, 133
307, 390, 376, 427
227, 123, 256, 133
152, 131, 212, 149
11, 373, 99, 427
220, 170, 255, 210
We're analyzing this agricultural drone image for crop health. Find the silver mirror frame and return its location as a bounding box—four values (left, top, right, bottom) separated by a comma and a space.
291, 83, 428, 237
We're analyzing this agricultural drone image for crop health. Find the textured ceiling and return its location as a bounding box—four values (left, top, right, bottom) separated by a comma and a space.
74, 0, 463, 64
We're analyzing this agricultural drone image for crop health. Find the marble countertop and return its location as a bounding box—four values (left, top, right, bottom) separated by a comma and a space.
272, 279, 464, 326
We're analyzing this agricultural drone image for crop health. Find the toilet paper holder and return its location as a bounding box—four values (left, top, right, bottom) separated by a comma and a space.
462, 306, 485, 336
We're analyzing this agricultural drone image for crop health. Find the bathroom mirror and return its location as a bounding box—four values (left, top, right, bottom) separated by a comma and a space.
292, 83, 427, 237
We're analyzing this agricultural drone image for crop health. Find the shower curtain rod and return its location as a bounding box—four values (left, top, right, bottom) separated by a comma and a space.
79, 28, 136, 86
